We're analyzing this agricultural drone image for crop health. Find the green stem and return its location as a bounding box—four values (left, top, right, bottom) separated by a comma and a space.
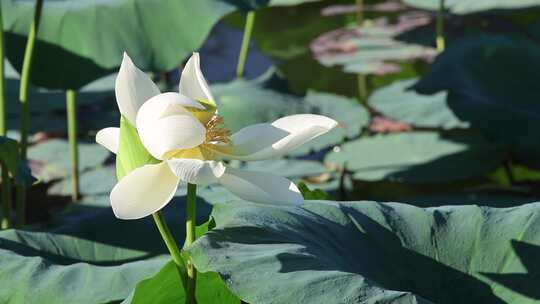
236, 11, 255, 79
356, 0, 364, 24
152, 211, 188, 289
66, 89, 79, 201
16, 0, 44, 228
436, 0, 445, 52
357, 74, 368, 105
1, 164, 12, 229
185, 183, 197, 304
355, 0, 368, 104
0, 3, 12, 230
19, 0, 43, 159
0, 4, 6, 136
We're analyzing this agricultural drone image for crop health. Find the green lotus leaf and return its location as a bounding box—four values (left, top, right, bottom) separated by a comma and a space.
27, 139, 110, 182
0, 190, 215, 304
188, 200, 540, 304
412, 35, 540, 168
369, 78, 468, 129
3, 0, 236, 89
325, 132, 505, 183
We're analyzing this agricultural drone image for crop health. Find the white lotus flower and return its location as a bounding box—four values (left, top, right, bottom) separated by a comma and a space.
96, 52, 337, 220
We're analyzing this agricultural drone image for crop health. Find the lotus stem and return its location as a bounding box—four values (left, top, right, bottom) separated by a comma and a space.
0, 3, 6, 136
1, 164, 12, 229
66, 89, 80, 201
436, 0, 445, 52
16, 0, 44, 228
185, 183, 198, 304
152, 211, 188, 290
356, 0, 368, 104
19, 0, 43, 159
236, 11, 255, 78
356, 0, 364, 24
357, 74, 368, 105
0, 4, 12, 230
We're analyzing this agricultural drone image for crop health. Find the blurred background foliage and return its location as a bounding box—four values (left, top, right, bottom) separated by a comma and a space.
2, 0, 540, 303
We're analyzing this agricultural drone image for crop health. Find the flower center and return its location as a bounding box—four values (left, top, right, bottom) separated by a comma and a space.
163, 114, 231, 161
204, 115, 231, 144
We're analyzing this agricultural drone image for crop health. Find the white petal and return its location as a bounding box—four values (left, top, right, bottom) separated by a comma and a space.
95, 127, 119, 154
136, 93, 207, 160
138, 116, 207, 160
218, 167, 304, 205
213, 114, 338, 161
136, 92, 205, 126
110, 162, 180, 220
179, 53, 216, 106
167, 159, 225, 185
115, 52, 160, 125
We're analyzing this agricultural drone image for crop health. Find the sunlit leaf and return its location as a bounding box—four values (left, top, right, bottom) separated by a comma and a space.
369, 78, 468, 129
3, 0, 236, 89
189, 200, 540, 304
325, 132, 505, 183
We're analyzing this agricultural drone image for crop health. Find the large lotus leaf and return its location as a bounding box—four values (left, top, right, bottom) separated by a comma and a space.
212, 78, 368, 155
402, 0, 540, 14
188, 200, 540, 304
47, 165, 116, 197
0, 246, 166, 304
369, 78, 468, 129
412, 35, 540, 168
311, 13, 436, 76
325, 132, 506, 183
0, 193, 213, 304
27, 139, 110, 182
3, 0, 236, 89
